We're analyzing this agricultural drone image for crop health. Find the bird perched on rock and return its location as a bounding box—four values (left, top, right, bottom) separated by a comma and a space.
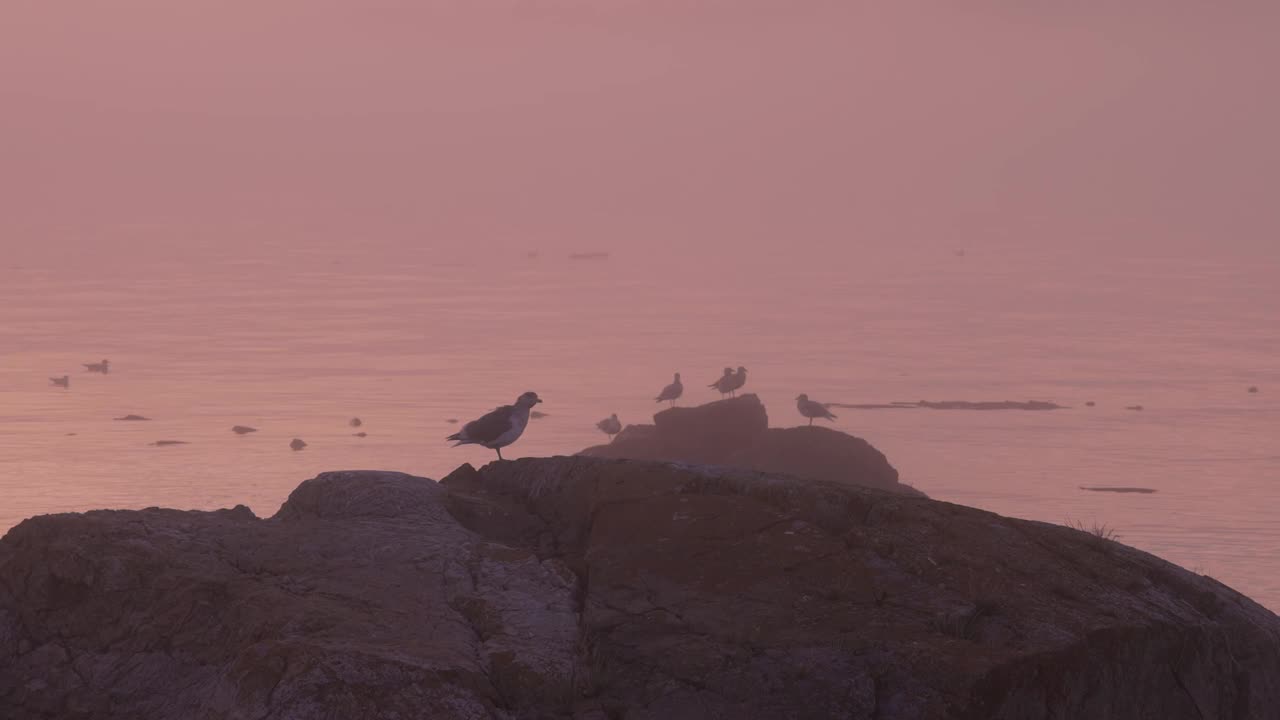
83, 359, 110, 374
655, 373, 683, 407
726, 366, 747, 397
796, 394, 837, 426
708, 368, 734, 397
447, 391, 543, 461
597, 413, 622, 441
49, 375, 70, 389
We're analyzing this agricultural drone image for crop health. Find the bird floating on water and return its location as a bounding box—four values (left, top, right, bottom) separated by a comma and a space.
708, 368, 734, 397
655, 373, 683, 407
597, 413, 622, 441
796, 394, 838, 426
83, 359, 110, 374
447, 391, 543, 461
50, 375, 70, 389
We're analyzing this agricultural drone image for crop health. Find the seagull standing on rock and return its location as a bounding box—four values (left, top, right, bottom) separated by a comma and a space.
796, 394, 838, 426
726, 366, 747, 397
708, 368, 734, 398
596, 413, 622, 442
447, 391, 543, 461
655, 373, 683, 408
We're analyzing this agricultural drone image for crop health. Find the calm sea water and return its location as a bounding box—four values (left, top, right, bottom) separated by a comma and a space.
2, 240, 1278, 608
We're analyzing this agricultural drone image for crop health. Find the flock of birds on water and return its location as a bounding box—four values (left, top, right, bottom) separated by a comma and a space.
50, 360, 839, 461
47, 358, 1263, 463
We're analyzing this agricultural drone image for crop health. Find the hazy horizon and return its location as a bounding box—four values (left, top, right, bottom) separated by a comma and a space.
4, 2, 1279, 263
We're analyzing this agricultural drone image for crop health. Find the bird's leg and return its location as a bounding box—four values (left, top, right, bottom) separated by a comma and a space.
496, 448, 504, 461
809, 418, 814, 426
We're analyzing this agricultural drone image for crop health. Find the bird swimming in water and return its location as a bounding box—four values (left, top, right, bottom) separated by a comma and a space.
708, 368, 734, 397
796, 394, 837, 426
49, 375, 70, 389
726, 366, 747, 397
83, 359, 110, 374
596, 413, 622, 441
655, 373, 683, 407
447, 391, 543, 461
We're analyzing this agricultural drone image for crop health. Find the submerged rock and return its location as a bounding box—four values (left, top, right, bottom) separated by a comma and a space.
1, 457, 1277, 719
289, 438, 307, 451
113, 414, 151, 421
231, 425, 258, 435
827, 400, 1068, 411
916, 400, 1066, 410
579, 394, 916, 496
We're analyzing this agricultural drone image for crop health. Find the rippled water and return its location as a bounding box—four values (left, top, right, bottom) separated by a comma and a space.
2, 240, 1277, 608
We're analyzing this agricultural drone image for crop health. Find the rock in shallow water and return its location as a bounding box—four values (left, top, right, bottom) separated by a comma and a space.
2, 457, 1277, 719
579, 394, 917, 496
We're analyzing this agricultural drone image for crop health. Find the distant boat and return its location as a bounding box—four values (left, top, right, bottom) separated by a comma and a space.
569, 252, 610, 261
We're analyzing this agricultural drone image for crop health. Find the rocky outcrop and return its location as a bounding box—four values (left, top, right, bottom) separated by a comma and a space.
579, 395, 918, 496
3, 457, 1279, 719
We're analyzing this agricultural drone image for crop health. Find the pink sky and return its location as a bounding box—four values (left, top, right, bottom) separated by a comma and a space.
2, 2, 1278, 257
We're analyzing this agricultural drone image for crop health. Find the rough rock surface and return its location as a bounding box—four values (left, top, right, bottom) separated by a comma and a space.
579, 395, 919, 496
2, 458, 1279, 719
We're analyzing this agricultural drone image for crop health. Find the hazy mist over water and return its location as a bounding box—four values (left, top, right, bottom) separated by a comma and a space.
3, 2, 1280, 608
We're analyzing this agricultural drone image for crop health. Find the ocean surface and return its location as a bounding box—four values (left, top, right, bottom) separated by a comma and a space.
2, 240, 1278, 608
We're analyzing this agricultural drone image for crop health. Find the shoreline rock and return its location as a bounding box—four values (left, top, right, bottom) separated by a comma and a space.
2, 457, 1277, 718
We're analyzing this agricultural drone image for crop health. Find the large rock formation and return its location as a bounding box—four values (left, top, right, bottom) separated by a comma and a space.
2, 457, 1279, 719
580, 395, 919, 496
